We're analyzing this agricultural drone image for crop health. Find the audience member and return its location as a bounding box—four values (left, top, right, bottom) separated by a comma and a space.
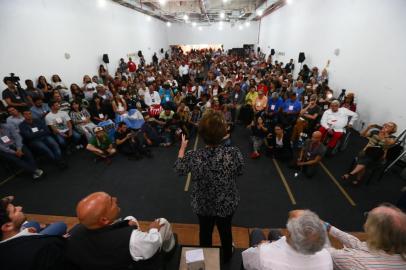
69, 100, 97, 141
6, 106, 24, 132
0, 115, 44, 179
291, 131, 325, 177
86, 126, 116, 163
319, 100, 358, 155
115, 122, 151, 159
267, 124, 292, 161
2, 76, 30, 111
248, 115, 269, 159
30, 97, 50, 121
46, 100, 81, 149
19, 110, 66, 169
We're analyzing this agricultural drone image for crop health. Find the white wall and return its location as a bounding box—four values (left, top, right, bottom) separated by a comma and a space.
167, 22, 260, 50
258, 0, 406, 132
0, 0, 168, 87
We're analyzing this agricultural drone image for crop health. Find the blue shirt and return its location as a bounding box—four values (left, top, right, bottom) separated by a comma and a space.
294, 87, 304, 98
267, 97, 284, 112
159, 88, 173, 104
31, 104, 50, 120
283, 99, 302, 113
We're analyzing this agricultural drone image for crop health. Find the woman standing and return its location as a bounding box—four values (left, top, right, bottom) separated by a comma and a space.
174, 110, 244, 262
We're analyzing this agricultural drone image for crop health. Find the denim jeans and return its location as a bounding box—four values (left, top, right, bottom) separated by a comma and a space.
54, 130, 81, 147
0, 145, 38, 173
29, 136, 62, 161
22, 221, 67, 236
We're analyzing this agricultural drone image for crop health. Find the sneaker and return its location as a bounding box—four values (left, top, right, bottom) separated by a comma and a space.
32, 169, 44, 180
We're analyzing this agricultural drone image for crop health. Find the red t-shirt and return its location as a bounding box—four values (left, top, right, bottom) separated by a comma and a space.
128, 61, 137, 72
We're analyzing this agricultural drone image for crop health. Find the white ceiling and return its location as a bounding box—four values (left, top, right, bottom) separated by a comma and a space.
113, 0, 284, 23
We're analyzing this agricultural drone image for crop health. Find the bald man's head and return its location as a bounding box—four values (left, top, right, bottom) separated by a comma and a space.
365, 204, 406, 254
76, 192, 120, 229
311, 131, 322, 143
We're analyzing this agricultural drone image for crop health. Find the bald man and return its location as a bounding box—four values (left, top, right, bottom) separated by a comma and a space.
292, 131, 326, 178
242, 209, 333, 270
65, 192, 176, 270
326, 204, 406, 269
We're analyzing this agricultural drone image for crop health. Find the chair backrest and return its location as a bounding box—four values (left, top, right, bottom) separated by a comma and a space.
386, 143, 404, 162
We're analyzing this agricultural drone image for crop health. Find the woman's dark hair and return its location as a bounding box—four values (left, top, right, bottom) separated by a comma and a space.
70, 100, 81, 112
51, 74, 61, 83
198, 110, 227, 146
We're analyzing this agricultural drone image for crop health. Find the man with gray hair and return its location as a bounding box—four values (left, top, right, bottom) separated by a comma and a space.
242, 209, 333, 269
318, 99, 358, 154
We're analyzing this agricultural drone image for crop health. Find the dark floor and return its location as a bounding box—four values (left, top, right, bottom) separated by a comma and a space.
0, 126, 405, 231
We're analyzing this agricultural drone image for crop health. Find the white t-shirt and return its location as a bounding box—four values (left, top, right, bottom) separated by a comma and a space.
179, 65, 189, 76
45, 110, 71, 133
242, 236, 333, 270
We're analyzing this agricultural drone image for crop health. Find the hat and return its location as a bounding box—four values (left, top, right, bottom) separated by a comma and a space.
94, 127, 104, 133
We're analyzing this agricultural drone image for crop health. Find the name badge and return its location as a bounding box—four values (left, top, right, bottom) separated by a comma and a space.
15, 95, 21, 99
55, 117, 62, 124
271, 105, 275, 110
213, 89, 218, 96
324, 105, 328, 110
165, 96, 170, 102
1, 136, 11, 143
304, 96, 308, 100
99, 113, 104, 119
288, 105, 294, 111
81, 116, 86, 121
31, 127, 39, 133
256, 101, 261, 107
234, 94, 239, 99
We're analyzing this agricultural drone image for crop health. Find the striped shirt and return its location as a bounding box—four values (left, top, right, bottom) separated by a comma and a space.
328, 226, 406, 269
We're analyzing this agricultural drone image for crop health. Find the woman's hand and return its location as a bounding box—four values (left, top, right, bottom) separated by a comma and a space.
180, 134, 189, 150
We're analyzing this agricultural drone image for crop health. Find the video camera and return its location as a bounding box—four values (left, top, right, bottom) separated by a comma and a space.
4, 73, 21, 88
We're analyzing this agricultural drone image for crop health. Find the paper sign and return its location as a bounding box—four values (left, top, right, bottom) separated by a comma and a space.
186, 249, 204, 263
1, 136, 11, 143
31, 127, 39, 133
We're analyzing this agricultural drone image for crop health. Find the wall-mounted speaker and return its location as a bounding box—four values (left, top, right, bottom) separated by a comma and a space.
102, 54, 109, 64
271, 49, 275, 55
298, 52, 306, 63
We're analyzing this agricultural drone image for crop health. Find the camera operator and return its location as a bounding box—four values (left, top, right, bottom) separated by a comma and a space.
2, 76, 30, 112
114, 122, 151, 159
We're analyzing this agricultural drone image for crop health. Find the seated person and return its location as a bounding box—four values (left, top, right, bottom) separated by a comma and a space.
86, 127, 116, 163
253, 90, 268, 115
6, 106, 24, 132
141, 114, 167, 147
0, 196, 67, 270
69, 100, 97, 141
2, 76, 30, 112
65, 192, 176, 270
291, 94, 321, 143
340, 92, 356, 112
25, 79, 44, 100
342, 122, 397, 185
176, 103, 191, 139
318, 100, 358, 153
326, 204, 406, 269
267, 124, 292, 162
45, 101, 81, 148
19, 110, 66, 169
291, 131, 325, 178
248, 115, 269, 159
115, 122, 151, 159
242, 209, 332, 270
281, 92, 302, 127
52, 91, 70, 112
159, 83, 176, 110
112, 93, 128, 116
265, 92, 283, 127
88, 95, 109, 124
30, 97, 50, 121
144, 84, 161, 107
0, 116, 43, 179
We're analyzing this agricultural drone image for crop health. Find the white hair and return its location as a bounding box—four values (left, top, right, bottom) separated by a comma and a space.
286, 210, 327, 255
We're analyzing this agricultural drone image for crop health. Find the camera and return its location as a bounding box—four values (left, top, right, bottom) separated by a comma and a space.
4, 73, 21, 88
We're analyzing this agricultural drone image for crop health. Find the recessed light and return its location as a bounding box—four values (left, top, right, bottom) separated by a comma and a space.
183, 14, 189, 21
166, 22, 171, 27
256, 10, 263, 16
220, 12, 225, 19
